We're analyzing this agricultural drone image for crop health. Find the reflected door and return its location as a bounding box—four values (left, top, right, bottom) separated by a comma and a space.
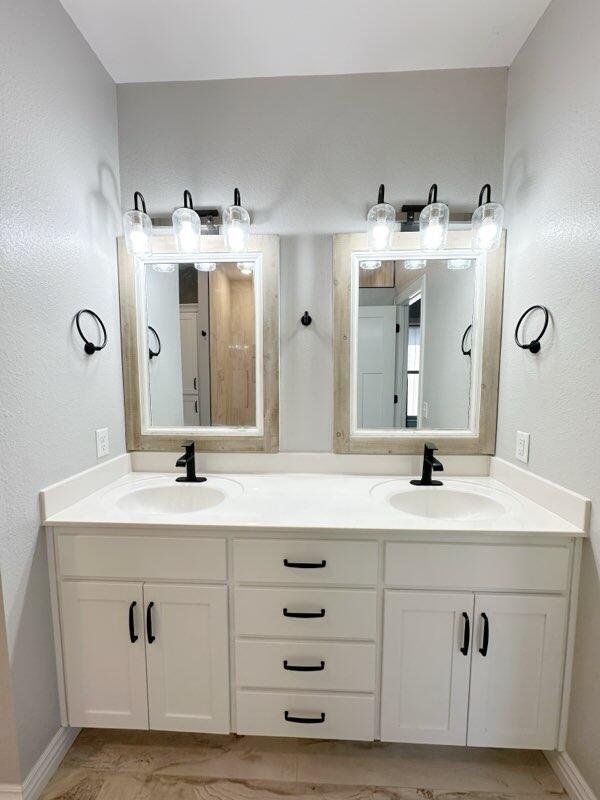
357, 306, 396, 428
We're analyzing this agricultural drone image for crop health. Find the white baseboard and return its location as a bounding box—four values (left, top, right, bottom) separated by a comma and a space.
546, 751, 598, 800
0, 726, 80, 800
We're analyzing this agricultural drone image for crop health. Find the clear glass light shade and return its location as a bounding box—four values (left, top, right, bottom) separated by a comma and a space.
237, 262, 253, 276
152, 263, 176, 273
472, 202, 504, 251
194, 261, 217, 272
172, 207, 201, 252
447, 259, 473, 271
404, 258, 426, 270
223, 205, 250, 252
367, 203, 395, 251
420, 202, 449, 251
123, 209, 152, 255
359, 260, 382, 271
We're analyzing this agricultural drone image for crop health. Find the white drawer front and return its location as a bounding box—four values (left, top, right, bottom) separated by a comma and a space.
233, 539, 378, 585
236, 640, 376, 692
236, 690, 375, 740
385, 542, 570, 592
57, 535, 227, 581
235, 587, 377, 640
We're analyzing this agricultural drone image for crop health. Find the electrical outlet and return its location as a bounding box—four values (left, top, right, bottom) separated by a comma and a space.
516, 431, 530, 464
96, 428, 110, 459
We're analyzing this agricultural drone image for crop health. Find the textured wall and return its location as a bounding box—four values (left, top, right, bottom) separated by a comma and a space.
117, 68, 508, 451
499, 0, 600, 792
0, 0, 125, 779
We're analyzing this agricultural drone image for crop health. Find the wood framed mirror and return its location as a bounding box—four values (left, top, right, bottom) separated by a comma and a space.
118, 234, 279, 452
333, 230, 505, 454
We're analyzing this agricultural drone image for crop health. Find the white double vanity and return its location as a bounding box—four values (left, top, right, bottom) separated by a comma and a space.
43, 457, 588, 753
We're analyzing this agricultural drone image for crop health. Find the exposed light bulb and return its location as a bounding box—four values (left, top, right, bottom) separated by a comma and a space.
404, 259, 426, 270
194, 261, 217, 272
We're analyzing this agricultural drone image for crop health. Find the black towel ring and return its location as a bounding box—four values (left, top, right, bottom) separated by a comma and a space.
75, 309, 107, 355
148, 326, 161, 359
461, 324, 472, 357
515, 305, 549, 354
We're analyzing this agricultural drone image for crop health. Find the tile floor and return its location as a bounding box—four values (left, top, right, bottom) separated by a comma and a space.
40, 729, 567, 800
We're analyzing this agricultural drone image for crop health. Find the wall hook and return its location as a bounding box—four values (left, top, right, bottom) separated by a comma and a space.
514, 305, 549, 354
301, 311, 312, 327
75, 309, 107, 355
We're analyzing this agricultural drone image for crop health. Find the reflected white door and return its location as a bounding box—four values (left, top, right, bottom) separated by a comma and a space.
183, 395, 199, 425
467, 593, 567, 749
60, 581, 148, 729
144, 584, 230, 733
179, 312, 199, 395
357, 306, 396, 428
381, 590, 473, 744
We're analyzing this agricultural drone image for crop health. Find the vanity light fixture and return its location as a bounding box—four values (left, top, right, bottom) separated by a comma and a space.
472, 184, 504, 251
194, 261, 217, 272
420, 184, 449, 251
152, 263, 176, 273
223, 188, 250, 252
172, 189, 202, 252
236, 261, 254, 276
367, 184, 396, 251
404, 258, 426, 271
447, 258, 472, 270
359, 260, 382, 271
123, 191, 153, 255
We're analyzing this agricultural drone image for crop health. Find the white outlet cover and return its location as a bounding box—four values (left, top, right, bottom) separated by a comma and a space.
96, 428, 110, 459
516, 431, 530, 464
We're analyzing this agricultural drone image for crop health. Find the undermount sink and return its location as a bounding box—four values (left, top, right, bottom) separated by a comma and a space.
105, 476, 243, 515
371, 480, 514, 522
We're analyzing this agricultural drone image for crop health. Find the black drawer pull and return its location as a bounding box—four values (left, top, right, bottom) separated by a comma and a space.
283, 608, 325, 619
283, 660, 325, 672
146, 602, 156, 643
285, 711, 326, 724
479, 612, 489, 657
283, 559, 327, 569
460, 612, 470, 656
128, 601, 138, 643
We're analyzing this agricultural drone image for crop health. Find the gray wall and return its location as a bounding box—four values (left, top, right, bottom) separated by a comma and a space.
0, 0, 125, 780
117, 68, 508, 451
499, 0, 600, 792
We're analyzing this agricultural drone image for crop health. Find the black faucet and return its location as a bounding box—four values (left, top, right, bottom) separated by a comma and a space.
410, 442, 444, 486
175, 441, 206, 483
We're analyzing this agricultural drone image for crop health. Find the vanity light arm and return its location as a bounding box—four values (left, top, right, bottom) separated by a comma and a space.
133, 191, 147, 213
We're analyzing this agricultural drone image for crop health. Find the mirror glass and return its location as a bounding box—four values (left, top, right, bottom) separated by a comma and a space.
143, 258, 258, 429
354, 256, 477, 431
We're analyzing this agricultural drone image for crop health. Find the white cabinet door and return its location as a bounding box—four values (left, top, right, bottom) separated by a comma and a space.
179, 312, 199, 394
144, 584, 230, 733
467, 593, 567, 749
60, 581, 148, 729
381, 590, 474, 744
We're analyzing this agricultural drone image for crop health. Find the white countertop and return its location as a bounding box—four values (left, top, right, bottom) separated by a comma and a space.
43, 471, 585, 536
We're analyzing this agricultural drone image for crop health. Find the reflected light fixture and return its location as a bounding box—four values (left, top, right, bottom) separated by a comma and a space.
172, 189, 201, 252
194, 261, 217, 272
123, 191, 152, 255
472, 184, 504, 251
404, 258, 426, 271
152, 263, 176, 273
359, 260, 382, 271
420, 184, 449, 251
367, 184, 396, 251
447, 258, 473, 271
237, 262, 253, 276
223, 188, 250, 252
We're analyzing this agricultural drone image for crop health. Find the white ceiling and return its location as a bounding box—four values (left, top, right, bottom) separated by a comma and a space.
60, 0, 551, 84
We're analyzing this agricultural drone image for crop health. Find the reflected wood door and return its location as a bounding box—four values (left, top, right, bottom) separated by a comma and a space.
359, 260, 395, 288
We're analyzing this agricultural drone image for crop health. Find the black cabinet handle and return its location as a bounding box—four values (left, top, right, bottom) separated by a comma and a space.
285, 711, 325, 724
128, 601, 138, 644
283, 559, 327, 569
283, 608, 325, 619
284, 660, 325, 672
479, 612, 489, 657
146, 602, 156, 643
460, 612, 470, 656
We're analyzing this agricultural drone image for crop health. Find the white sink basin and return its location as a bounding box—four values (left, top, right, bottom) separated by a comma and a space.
371, 480, 515, 522
105, 476, 243, 516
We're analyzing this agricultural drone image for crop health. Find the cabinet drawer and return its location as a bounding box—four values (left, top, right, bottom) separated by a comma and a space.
233, 539, 378, 585
385, 542, 570, 592
236, 690, 374, 740
57, 535, 227, 581
236, 640, 376, 692
235, 587, 377, 640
